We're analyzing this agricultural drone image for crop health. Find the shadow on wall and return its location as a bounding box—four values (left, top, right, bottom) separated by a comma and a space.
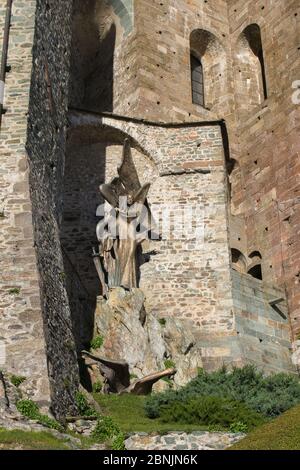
60, 141, 107, 353
234, 23, 267, 117
59, 123, 156, 366
69, 0, 116, 112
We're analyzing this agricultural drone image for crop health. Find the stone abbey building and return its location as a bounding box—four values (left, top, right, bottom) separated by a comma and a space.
0, 0, 299, 417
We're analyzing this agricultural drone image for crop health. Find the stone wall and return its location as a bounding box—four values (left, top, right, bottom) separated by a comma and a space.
125, 431, 245, 450
69, 0, 135, 113
25, 0, 79, 419
0, 0, 50, 405
67, 112, 235, 353
98, 0, 299, 353
1, 0, 299, 413
0, 0, 80, 417
232, 270, 295, 374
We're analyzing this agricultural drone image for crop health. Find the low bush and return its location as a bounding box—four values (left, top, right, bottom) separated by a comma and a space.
92, 381, 103, 393
90, 336, 104, 350
145, 365, 300, 420
92, 416, 125, 449
16, 400, 63, 432
111, 432, 126, 450
75, 392, 97, 417
76, 392, 125, 449
229, 421, 249, 434
164, 359, 176, 369
159, 396, 264, 430
10, 375, 26, 388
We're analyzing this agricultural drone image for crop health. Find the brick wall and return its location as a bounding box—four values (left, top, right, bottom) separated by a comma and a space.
103, 0, 299, 352
67, 112, 235, 351
227, 0, 300, 345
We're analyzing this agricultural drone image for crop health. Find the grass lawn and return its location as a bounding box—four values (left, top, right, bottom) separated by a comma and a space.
229, 404, 300, 450
94, 393, 212, 434
0, 428, 71, 450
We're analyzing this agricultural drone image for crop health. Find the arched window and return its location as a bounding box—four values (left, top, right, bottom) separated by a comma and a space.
191, 54, 204, 106
248, 265, 263, 280
231, 248, 247, 274
235, 23, 268, 116
243, 24, 268, 100
190, 29, 227, 112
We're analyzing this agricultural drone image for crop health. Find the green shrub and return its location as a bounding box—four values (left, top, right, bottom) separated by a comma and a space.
112, 432, 126, 450
10, 375, 26, 388
9, 288, 20, 295
162, 377, 174, 387
229, 421, 249, 434
145, 365, 300, 420
75, 392, 97, 417
158, 318, 166, 327
159, 396, 264, 430
164, 359, 176, 369
16, 400, 63, 432
92, 416, 121, 442
17, 399, 39, 417
129, 373, 139, 383
92, 381, 103, 393
90, 336, 104, 350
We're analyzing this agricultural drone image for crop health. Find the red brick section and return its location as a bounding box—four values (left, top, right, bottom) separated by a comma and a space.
228, 0, 300, 339
115, 0, 300, 342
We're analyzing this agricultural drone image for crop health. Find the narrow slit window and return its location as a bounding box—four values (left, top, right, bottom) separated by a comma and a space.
191, 55, 204, 106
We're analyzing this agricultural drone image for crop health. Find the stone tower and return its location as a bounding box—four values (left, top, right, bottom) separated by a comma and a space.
0, 0, 299, 417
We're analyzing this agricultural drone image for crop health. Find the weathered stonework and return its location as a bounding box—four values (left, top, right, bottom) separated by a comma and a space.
0, 0, 299, 414
0, 0, 79, 418
125, 431, 245, 451
0, 0, 50, 406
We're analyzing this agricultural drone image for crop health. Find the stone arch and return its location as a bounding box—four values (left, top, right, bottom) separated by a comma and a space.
190, 29, 228, 111
69, 0, 134, 113
60, 120, 158, 357
247, 264, 263, 281
231, 248, 247, 274
68, 112, 160, 165
247, 251, 263, 281
109, 0, 133, 35
249, 250, 262, 259
234, 23, 267, 117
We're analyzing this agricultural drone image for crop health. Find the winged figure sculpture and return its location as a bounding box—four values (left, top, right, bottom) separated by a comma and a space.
94, 139, 152, 295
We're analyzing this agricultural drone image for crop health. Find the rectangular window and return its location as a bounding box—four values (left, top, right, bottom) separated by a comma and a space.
191, 55, 204, 107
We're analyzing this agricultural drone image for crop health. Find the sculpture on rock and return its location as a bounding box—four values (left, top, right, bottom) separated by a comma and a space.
82, 350, 176, 395
94, 139, 152, 295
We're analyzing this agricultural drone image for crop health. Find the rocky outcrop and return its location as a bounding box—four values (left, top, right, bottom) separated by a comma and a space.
89, 287, 203, 390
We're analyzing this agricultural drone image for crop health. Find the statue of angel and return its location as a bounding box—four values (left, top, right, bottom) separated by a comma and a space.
94, 139, 152, 295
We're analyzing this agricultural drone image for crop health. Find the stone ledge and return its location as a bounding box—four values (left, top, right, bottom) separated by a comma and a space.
125, 431, 246, 451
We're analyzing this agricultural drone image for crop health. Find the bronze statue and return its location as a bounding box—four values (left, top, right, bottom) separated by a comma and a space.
94, 139, 152, 295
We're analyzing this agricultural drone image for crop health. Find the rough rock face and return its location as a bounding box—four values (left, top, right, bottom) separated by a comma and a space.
93, 288, 203, 388
163, 318, 203, 387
